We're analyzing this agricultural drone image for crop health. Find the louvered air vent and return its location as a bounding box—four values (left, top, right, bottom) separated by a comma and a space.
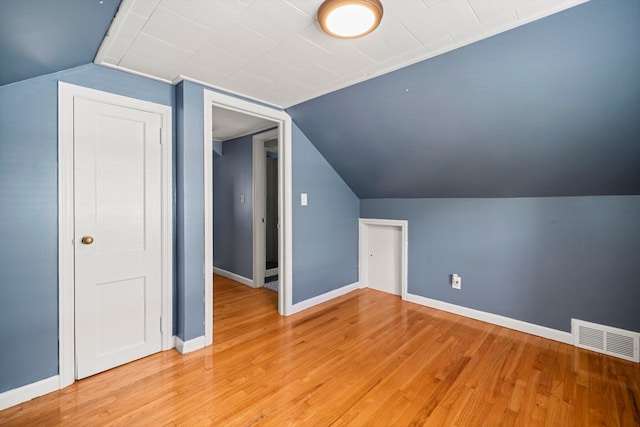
572, 319, 639, 363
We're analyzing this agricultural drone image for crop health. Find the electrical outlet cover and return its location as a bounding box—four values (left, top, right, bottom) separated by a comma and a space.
452, 274, 461, 289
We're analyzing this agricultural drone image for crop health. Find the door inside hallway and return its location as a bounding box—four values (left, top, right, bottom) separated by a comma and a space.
74, 97, 163, 379
265, 141, 279, 280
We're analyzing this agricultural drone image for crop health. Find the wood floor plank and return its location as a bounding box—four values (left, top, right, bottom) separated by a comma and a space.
1, 274, 639, 426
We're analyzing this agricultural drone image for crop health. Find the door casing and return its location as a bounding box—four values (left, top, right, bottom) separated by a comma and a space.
58, 82, 173, 388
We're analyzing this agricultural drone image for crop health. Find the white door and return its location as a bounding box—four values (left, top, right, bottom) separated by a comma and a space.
74, 98, 163, 379
367, 224, 402, 295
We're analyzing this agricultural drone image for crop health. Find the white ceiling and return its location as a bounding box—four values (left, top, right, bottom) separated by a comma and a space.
96, 0, 587, 109
212, 106, 275, 141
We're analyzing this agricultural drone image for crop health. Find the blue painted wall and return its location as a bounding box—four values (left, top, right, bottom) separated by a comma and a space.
175, 81, 205, 341
361, 196, 640, 333
292, 123, 359, 303
213, 134, 254, 280
0, 63, 174, 393
213, 140, 222, 157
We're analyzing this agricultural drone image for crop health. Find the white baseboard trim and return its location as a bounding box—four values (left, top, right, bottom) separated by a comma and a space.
405, 293, 573, 345
0, 375, 59, 411
213, 267, 253, 288
266, 267, 279, 277
175, 335, 206, 354
290, 282, 360, 315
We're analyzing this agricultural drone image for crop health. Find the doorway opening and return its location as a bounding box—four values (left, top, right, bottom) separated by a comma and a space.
264, 137, 280, 290
252, 128, 280, 293
204, 89, 294, 346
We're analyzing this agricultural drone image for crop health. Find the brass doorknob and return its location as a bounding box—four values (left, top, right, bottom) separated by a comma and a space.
81, 236, 94, 245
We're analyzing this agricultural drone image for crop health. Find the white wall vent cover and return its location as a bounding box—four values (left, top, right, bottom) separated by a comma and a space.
571, 319, 640, 363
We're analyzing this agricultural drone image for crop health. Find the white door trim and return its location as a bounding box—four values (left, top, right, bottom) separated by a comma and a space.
253, 128, 278, 289
359, 218, 409, 300
58, 82, 173, 388
204, 90, 293, 347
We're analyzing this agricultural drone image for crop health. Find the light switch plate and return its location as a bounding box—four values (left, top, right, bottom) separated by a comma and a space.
301, 193, 308, 206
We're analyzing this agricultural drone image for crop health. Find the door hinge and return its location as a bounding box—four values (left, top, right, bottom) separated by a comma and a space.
159, 128, 162, 144
160, 316, 163, 333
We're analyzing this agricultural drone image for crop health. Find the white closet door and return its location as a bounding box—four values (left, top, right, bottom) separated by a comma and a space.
367, 224, 402, 295
74, 97, 163, 379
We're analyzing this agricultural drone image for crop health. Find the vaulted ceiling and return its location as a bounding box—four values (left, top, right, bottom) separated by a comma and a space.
0, 0, 120, 86
1, 0, 638, 198
95, 0, 588, 109
287, 0, 640, 198
2, 0, 587, 108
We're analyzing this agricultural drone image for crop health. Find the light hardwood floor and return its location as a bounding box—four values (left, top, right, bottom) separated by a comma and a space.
2, 275, 639, 426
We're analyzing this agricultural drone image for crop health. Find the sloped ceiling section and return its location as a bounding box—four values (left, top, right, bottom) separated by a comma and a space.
96, 0, 587, 108
0, 0, 121, 86
286, 0, 640, 198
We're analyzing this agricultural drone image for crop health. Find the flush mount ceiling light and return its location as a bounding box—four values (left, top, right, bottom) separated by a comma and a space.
318, 0, 384, 39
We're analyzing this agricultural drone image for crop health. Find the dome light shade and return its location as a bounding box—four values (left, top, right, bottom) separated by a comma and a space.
318, 0, 384, 39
